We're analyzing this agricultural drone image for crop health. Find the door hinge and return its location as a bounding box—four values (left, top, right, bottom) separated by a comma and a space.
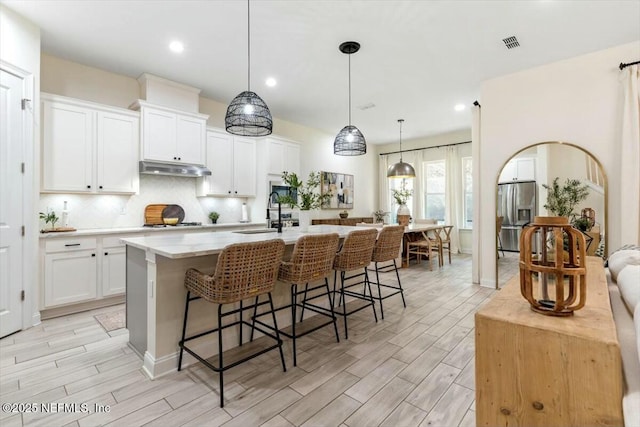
21, 290, 25, 301
21, 163, 25, 173
21, 99, 31, 110
21, 225, 25, 236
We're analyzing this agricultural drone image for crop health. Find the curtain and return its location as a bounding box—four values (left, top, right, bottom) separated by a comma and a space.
412, 150, 424, 220
444, 146, 461, 253
471, 104, 482, 284
620, 64, 640, 245
378, 155, 390, 223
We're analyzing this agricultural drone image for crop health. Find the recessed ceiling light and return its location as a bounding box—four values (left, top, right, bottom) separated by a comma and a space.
169, 41, 184, 53
265, 77, 277, 87
454, 104, 465, 112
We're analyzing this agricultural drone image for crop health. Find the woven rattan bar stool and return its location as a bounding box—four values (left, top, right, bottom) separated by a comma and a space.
177, 239, 286, 408
369, 225, 406, 319
255, 233, 340, 367
333, 228, 379, 339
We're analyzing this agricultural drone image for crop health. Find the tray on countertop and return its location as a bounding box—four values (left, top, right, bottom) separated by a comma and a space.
40, 227, 77, 233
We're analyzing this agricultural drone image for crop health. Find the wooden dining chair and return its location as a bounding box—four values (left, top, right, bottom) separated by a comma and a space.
406, 230, 440, 269
435, 225, 453, 265
496, 216, 505, 258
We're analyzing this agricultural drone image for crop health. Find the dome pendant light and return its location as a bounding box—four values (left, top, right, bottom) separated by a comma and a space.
387, 119, 416, 178
225, 0, 272, 137
334, 41, 366, 156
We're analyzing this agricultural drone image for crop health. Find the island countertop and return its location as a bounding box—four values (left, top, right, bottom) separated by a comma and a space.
121, 225, 358, 259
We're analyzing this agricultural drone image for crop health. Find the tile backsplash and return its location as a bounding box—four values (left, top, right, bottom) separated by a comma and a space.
39, 175, 257, 229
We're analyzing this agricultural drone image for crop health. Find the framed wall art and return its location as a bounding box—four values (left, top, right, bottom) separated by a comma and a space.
321, 171, 354, 209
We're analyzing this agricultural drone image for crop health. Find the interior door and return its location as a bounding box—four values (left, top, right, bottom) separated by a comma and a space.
0, 69, 24, 337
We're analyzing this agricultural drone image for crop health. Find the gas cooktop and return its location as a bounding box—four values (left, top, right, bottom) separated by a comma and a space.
143, 222, 202, 228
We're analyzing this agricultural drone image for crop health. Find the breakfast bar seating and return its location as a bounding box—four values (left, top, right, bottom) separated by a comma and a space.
255, 233, 341, 366
333, 228, 379, 339
369, 225, 406, 319
177, 239, 286, 407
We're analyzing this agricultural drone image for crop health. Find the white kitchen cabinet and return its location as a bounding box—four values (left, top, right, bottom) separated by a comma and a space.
265, 137, 300, 176
41, 235, 131, 310
101, 236, 127, 297
198, 129, 256, 197
499, 157, 536, 183
41, 93, 139, 194
43, 238, 98, 307
136, 101, 208, 165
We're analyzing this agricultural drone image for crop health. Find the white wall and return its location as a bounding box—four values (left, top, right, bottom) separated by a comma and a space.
40, 54, 378, 226
1, 4, 41, 326
477, 40, 640, 287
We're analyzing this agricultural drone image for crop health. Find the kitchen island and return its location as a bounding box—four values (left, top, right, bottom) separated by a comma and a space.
122, 225, 357, 379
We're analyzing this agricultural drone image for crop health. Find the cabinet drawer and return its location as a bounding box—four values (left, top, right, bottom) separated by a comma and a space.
102, 235, 134, 248
45, 237, 97, 253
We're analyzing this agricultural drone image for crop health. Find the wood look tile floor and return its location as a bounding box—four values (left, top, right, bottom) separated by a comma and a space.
1, 254, 499, 427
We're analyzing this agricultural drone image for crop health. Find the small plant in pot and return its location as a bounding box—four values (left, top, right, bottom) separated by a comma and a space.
208, 211, 219, 224
572, 216, 592, 232
39, 210, 59, 231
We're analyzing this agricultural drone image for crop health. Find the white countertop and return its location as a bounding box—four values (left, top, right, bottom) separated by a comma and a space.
121, 225, 358, 259
38, 222, 266, 239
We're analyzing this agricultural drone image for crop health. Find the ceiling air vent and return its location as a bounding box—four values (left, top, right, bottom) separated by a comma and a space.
502, 36, 520, 49
357, 102, 376, 111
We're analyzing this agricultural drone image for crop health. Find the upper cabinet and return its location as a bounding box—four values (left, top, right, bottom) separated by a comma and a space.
41, 93, 139, 194
499, 157, 536, 183
133, 100, 208, 166
265, 137, 300, 176
198, 129, 256, 197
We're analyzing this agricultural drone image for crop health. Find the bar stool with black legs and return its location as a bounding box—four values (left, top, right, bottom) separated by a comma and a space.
369, 225, 406, 319
257, 233, 340, 367
333, 228, 379, 339
177, 239, 286, 408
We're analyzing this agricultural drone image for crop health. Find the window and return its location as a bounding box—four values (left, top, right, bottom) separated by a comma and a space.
462, 157, 473, 228
424, 160, 445, 221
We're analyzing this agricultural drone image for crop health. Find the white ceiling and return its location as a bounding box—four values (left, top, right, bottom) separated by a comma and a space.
3, 0, 640, 144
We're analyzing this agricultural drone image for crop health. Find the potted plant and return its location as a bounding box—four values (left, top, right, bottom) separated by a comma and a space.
280, 171, 332, 231
39, 210, 60, 231
208, 211, 219, 224
542, 177, 590, 221
373, 210, 389, 224
572, 216, 592, 232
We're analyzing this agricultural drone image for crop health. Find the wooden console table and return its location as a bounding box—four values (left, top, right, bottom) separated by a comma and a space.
475, 256, 623, 426
312, 217, 373, 226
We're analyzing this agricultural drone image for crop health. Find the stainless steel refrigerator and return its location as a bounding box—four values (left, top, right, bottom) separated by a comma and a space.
497, 181, 536, 252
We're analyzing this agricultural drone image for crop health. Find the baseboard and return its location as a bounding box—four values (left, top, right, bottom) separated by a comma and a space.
480, 278, 497, 289
40, 295, 125, 320
31, 311, 41, 327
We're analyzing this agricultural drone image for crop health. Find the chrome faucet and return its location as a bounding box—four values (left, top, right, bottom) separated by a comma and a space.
267, 191, 282, 233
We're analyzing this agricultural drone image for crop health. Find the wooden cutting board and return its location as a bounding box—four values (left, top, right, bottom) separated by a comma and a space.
144, 204, 167, 225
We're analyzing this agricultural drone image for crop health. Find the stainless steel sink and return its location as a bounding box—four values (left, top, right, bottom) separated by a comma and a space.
233, 229, 278, 234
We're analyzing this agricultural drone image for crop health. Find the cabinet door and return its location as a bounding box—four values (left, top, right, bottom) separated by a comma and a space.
102, 246, 126, 296
177, 115, 206, 165
499, 160, 517, 183
233, 137, 256, 197
205, 131, 234, 196
97, 111, 139, 193
266, 139, 285, 175
44, 250, 97, 307
42, 101, 94, 192
142, 108, 176, 162
516, 158, 535, 181
285, 143, 301, 176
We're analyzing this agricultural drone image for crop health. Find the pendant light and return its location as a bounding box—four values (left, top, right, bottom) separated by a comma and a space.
225, 0, 272, 136
387, 119, 416, 178
334, 41, 366, 156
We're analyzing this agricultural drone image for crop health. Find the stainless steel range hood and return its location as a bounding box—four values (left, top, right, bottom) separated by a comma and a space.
139, 161, 211, 177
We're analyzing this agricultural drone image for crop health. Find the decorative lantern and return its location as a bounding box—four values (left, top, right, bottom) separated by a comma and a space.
581, 207, 595, 229
519, 216, 587, 316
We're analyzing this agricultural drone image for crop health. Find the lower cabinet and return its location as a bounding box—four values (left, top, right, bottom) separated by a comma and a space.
42, 235, 130, 310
